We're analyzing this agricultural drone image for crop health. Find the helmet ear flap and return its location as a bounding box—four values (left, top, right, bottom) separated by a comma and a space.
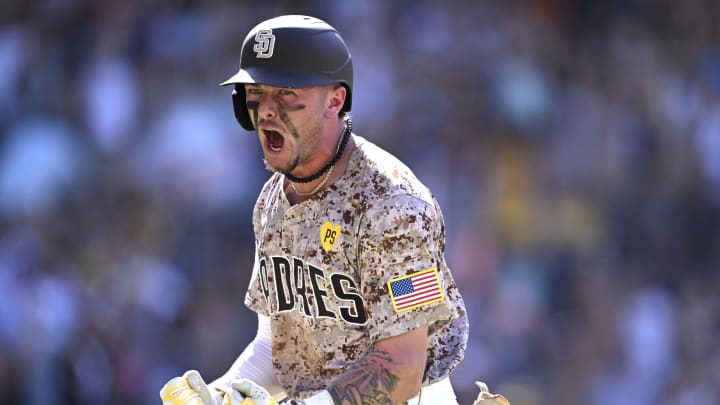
232, 85, 256, 131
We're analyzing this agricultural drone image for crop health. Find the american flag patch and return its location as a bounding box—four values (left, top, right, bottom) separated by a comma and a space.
388, 268, 444, 312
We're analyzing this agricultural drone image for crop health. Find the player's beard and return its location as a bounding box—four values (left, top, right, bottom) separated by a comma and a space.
263, 155, 299, 174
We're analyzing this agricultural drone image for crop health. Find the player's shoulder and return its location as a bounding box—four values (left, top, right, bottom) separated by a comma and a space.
351, 135, 433, 204
253, 172, 284, 213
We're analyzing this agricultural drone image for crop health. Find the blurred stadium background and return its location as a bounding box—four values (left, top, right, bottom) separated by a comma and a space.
1, 0, 719, 404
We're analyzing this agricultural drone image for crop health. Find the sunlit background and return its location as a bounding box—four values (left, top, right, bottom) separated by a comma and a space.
1, 1, 719, 404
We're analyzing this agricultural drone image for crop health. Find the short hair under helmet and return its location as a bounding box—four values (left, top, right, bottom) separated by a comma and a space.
220, 15, 353, 131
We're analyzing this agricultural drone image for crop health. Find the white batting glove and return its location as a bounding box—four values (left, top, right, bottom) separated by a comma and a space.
222, 378, 278, 405
160, 370, 223, 405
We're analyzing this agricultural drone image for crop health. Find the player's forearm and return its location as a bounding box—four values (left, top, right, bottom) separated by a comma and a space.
326, 349, 422, 404
325, 325, 428, 405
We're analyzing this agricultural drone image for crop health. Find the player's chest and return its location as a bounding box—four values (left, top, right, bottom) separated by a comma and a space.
258, 199, 357, 262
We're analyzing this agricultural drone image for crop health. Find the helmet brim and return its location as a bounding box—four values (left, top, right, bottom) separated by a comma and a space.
220, 67, 346, 89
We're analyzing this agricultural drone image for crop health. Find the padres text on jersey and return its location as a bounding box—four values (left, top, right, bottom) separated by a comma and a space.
256, 255, 367, 325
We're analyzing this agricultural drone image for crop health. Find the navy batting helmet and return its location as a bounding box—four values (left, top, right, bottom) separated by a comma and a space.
220, 15, 353, 131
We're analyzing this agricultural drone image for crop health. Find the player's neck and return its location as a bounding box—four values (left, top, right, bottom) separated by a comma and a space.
286, 135, 355, 205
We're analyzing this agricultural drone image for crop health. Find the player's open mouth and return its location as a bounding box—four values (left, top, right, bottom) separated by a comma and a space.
264, 130, 285, 152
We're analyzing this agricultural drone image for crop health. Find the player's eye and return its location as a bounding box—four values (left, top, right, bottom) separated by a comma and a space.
246, 87, 262, 95
279, 89, 295, 96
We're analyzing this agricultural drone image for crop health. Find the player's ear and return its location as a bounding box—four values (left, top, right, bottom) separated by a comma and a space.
324, 85, 346, 118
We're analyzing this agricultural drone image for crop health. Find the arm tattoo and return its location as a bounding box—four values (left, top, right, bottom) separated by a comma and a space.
327, 349, 400, 405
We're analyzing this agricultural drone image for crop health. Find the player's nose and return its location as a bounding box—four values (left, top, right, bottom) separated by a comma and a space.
257, 93, 278, 120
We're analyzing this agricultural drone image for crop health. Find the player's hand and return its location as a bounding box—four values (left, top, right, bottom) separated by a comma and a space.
222, 378, 278, 405
160, 370, 223, 405
473, 381, 511, 405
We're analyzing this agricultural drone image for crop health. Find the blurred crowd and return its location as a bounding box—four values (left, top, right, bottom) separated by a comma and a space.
1, 0, 719, 404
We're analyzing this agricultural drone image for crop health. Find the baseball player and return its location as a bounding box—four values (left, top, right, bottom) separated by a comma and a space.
160, 14, 473, 405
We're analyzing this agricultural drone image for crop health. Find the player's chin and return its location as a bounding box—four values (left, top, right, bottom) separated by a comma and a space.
263, 153, 293, 174
263, 158, 281, 173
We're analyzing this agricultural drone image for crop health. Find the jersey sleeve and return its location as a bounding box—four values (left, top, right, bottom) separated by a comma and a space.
357, 194, 456, 342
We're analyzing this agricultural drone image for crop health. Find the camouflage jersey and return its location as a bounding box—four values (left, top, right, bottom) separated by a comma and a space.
245, 135, 469, 399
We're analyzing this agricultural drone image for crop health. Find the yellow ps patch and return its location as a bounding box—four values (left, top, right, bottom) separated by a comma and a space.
320, 221, 341, 251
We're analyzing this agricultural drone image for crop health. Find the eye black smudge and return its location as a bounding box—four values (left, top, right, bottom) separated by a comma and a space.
246, 101, 260, 128
279, 109, 300, 139
285, 103, 306, 112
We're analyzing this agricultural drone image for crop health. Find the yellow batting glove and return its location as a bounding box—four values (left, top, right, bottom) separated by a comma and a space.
160, 370, 222, 405
222, 378, 278, 405
221, 389, 256, 405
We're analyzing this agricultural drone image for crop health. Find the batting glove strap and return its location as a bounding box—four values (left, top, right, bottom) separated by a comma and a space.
289, 390, 334, 405
161, 370, 219, 405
